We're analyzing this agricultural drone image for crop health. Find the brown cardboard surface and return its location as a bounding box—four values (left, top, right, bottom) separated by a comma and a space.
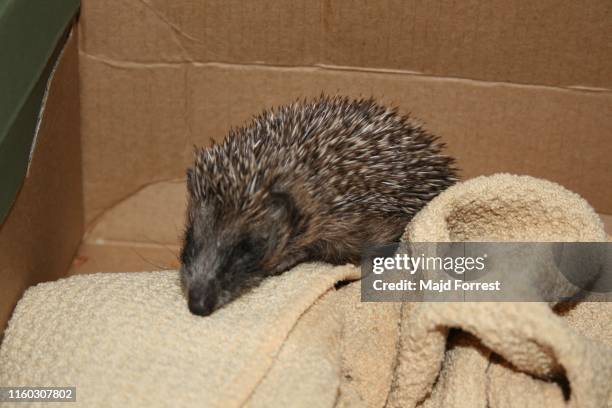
67, 243, 180, 275
80, 0, 612, 90
79, 55, 612, 223
86, 179, 187, 245
0, 30, 82, 333
72, 180, 186, 275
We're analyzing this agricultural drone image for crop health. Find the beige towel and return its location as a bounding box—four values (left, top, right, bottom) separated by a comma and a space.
0, 264, 367, 407
390, 174, 612, 408
1, 173, 610, 407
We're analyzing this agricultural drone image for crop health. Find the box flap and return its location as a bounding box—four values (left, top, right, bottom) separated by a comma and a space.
0, 0, 79, 223
0, 28, 82, 334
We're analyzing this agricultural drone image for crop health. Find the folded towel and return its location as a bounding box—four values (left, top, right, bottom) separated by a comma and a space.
404, 173, 606, 242
390, 174, 612, 408
1, 174, 610, 407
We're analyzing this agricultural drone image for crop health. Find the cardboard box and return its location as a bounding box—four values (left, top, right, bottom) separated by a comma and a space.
1, 0, 611, 334
0, 0, 81, 334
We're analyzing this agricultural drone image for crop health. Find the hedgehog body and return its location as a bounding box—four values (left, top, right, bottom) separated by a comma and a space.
181, 96, 457, 316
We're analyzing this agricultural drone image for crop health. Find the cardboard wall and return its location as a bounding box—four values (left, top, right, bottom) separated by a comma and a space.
0, 31, 83, 333
80, 0, 612, 89
69, 180, 185, 276
78, 0, 612, 228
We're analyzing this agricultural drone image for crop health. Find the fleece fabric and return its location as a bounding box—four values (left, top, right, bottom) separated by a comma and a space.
0, 173, 610, 407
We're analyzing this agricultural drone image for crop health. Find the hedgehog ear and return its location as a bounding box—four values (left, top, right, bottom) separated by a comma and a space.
264, 189, 300, 250
267, 188, 301, 230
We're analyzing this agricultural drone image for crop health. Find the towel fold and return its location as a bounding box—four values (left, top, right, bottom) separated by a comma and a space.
390, 174, 612, 408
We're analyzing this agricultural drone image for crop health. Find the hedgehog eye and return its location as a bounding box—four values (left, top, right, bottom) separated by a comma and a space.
228, 236, 254, 263
235, 237, 253, 254
230, 236, 265, 266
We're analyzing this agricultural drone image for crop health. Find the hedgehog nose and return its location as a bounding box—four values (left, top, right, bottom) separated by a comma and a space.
188, 288, 217, 317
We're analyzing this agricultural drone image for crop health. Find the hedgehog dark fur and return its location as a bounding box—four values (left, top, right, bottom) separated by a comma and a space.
181, 95, 457, 316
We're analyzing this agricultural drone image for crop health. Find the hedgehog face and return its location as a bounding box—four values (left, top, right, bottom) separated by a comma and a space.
180, 223, 264, 316
180, 172, 302, 316
180, 202, 267, 316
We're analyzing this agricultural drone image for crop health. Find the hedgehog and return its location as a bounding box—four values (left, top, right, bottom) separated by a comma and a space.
180, 95, 458, 316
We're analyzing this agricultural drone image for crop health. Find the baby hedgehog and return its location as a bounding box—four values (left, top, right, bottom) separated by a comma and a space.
181, 96, 457, 316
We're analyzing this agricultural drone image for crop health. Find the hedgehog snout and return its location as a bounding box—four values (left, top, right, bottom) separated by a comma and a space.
187, 281, 219, 317
181, 259, 223, 316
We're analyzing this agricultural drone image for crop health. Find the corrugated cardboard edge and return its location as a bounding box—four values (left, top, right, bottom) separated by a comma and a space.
27, 29, 73, 173
0, 28, 83, 336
